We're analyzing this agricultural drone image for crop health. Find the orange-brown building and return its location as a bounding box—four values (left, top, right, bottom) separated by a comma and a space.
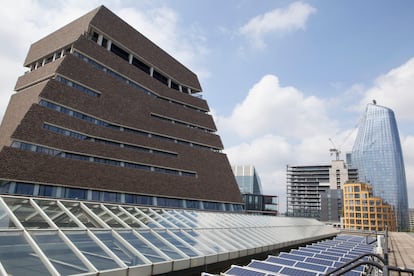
343, 182, 396, 231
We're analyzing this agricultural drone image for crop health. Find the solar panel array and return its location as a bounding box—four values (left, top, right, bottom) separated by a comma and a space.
221, 234, 376, 276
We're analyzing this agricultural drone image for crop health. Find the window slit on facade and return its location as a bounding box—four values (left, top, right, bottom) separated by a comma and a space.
43, 123, 177, 158
73, 51, 206, 114
89, 30, 197, 96
151, 113, 213, 133
39, 100, 220, 152
11, 141, 196, 178
55, 75, 100, 97
28, 45, 72, 72
0, 180, 244, 211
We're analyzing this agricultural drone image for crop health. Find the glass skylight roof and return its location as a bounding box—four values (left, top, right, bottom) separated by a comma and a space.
0, 195, 339, 275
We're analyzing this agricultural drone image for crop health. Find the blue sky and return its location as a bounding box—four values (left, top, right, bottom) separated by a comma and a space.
0, 0, 413, 212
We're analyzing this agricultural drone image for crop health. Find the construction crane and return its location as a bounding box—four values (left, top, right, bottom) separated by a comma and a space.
329, 138, 341, 160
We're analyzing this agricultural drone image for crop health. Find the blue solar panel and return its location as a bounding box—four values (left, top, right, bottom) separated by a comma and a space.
280, 266, 318, 276
304, 257, 334, 267
301, 247, 322, 253
290, 249, 314, 257
295, 261, 327, 273
222, 235, 374, 276
314, 253, 340, 261
247, 260, 283, 273
265, 256, 296, 266
279, 253, 306, 261
225, 266, 267, 276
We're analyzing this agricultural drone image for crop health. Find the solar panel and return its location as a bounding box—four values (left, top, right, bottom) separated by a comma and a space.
301, 247, 322, 253
247, 260, 283, 273
279, 252, 306, 261
304, 257, 334, 267
225, 265, 267, 276
290, 249, 314, 257
280, 266, 318, 276
265, 256, 296, 266
221, 234, 375, 276
314, 253, 340, 261
295, 261, 327, 273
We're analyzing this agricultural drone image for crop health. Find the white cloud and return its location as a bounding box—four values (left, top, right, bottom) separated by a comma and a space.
239, 1, 316, 49
360, 57, 414, 121
216, 74, 337, 140
217, 75, 346, 212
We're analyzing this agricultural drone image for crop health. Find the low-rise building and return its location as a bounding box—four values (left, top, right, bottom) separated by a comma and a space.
343, 182, 396, 231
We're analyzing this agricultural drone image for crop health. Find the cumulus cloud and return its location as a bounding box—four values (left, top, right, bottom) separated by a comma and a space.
239, 1, 316, 49
359, 57, 414, 121
216, 74, 337, 140
217, 75, 346, 212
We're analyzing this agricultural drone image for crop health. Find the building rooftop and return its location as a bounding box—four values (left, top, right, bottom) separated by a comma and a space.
0, 194, 338, 275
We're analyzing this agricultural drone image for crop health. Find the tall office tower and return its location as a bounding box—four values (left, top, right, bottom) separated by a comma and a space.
286, 160, 357, 221
0, 5, 243, 211
232, 165, 263, 194
350, 103, 409, 230
232, 165, 278, 215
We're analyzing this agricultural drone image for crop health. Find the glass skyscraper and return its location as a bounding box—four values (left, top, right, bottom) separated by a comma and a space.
350, 103, 409, 230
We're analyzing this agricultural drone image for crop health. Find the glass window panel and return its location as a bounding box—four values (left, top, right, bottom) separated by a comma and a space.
139, 208, 173, 228
0, 198, 17, 229
185, 230, 224, 253
60, 202, 103, 228
34, 199, 79, 228
138, 230, 183, 260
93, 231, 145, 266
65, 188, 87, 200
31, 231, 90, 275
65, 231, 120, 270
15, 183, 34, 195
0, 181, 11, 194
170, 230, 215, 255
157, 230, 199, 257
131, 208, 161, 228
3, 198, 51, 229
0, 232, 50, 275
117, 231, 167, 263
84, 203, 124, 228
105, 205, 144, 229
38, 185, 56, 197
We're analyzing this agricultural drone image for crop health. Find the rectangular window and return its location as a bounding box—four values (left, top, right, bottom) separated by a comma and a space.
103, 191, 120, 202
170, 81, 179, 91
15, 183, 34, 195
65, 188, 87, 200
101, 37, 108, 48
0, 181, 11, 194
132, 57, 151, 74
91, 32, 99, 42
110, 43, 129, 61
38, 185, 55, 197
153, 70, 168, 85
186, 200, 200, 209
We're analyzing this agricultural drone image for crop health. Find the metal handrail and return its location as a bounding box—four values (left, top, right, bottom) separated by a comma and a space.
325, 252, 414, 276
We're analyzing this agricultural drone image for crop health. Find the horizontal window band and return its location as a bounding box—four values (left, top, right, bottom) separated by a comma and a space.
43, 123, 177, 158
39, 99, 221, 152
11, 141, 196, 177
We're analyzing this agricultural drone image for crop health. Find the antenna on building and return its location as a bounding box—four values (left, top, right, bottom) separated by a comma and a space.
329, 138, 341, 161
